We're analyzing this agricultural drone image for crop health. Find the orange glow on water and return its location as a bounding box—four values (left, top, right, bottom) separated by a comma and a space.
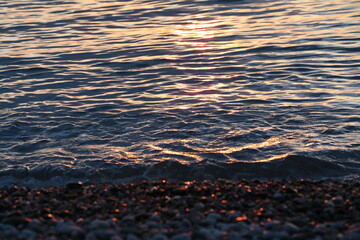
1, 0, 358, 170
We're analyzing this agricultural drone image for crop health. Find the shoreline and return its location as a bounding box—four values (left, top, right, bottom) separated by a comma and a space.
0, 180, 359, 239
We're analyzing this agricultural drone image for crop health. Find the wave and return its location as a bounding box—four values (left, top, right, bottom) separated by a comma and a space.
0, 154, 358, 188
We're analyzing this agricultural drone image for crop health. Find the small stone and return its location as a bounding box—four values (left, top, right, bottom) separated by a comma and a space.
314, 224, 326, 233
331, 196, 344, 205
171, 234, 191, 240
122, 215, 136, 226
207, 213, 221, 221
2, 225, 19, 238
27, 219, 43, 232
273, 192, 283, 199
246, 224, 262, 238
227, 212, 240, 221
89, 219, 110, 230
2, 217, 31, 227
127, 233, 141, 240
205, 218, 217, 227
262, 230, 289, 239
93, 229, 117, 239
172, 196, 182, 201
228, 232, 245, 240
330, 221, 346, 230
205, 213, 221, 226
56, 221, 83, 235
181, 219, 192, 229
263, 208, 275, 218
232, 222, 249, 236
313, 236, 323, 240
110, 235, 123, 240
19, 229, 37, 240
151, 233, 169, 240
208, 228, 223, 239
85, 232, 97, 240
194, 202, 205, 210
264, 220, 282, 230
45, 236, 58, 240
343, 229, 360, 240
283, 222, 300, 233
290, 218, 308, 227
217, 223, 236, 231
190, 211, 204, 223
146, 221, 160, 229
326, 201, 335, 207
150, 214, 161, 222
192, 228, 216, 240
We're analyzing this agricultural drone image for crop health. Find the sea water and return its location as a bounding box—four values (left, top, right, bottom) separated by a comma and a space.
0, 0, 359, 187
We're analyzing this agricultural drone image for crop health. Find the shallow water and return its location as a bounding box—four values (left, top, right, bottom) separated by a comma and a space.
0, 0, 359, 187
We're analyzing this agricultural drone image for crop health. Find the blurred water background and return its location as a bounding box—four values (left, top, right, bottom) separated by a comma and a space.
0, 0, 359, 187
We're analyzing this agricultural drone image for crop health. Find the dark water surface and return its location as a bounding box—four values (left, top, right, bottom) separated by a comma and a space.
1, 0, 359, 186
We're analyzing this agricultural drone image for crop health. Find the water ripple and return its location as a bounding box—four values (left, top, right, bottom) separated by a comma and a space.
0, 0, 359, 185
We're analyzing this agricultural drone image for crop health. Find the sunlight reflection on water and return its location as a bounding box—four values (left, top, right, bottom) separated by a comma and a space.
0, 0, 359, 185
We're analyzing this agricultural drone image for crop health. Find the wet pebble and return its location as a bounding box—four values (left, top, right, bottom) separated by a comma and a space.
264, 220, 282, 231
283, 222, 300, 233
170, 234, 191, 240
1, 224, 19, 238
262, 230, 289, 239
192, 228, 216, 240
0, 180, 358, 240
55, 221, 83, 235
273, 192, 283, 199
150, 233, 169, 240
19, 229, 37, 240
205, 213, 221, 226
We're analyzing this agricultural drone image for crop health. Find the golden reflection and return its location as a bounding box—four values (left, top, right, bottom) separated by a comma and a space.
147, 136, 287, 163
149, 144, 203, 164
1, 0, 357, 58
173, 17, 223, 63
110, 146, 142, 164
1, 0, 359, 166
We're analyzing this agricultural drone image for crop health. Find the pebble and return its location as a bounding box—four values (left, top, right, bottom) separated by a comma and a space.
226, 211, 240, 220
85, 232, 97, 240
181, 219, 192, 229
88, 219, 110, 230
93, 229, 117, 239
343, 229, 360, 240
314, 224, 326, 233
273, 192, 283, 199
147, 221, 160, 229
228, 232, 246, 240
0, 180, 358, 240
170, 234, 191, 240
150, 233, 169, 240
331, 196, 344, 205
56, 221, 83, 235
19, 229, 37, 240
205, 213, 221, 226
262, 230, 289, 239
150, 214, 162, 222
264, 220, 282, 230
192, 228, 216, 240
127, 233, 141, 240
2, 225, 19, 238
283, 222, 300, 233
110, 235, 123, 240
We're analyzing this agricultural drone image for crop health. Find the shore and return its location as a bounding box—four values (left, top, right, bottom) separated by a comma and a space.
0, 180, 359, 240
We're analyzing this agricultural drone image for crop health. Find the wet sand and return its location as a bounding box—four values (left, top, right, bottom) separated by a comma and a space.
0, 180, 359, 239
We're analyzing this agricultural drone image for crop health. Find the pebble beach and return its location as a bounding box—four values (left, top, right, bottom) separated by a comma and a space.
0, 180, 359, 240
